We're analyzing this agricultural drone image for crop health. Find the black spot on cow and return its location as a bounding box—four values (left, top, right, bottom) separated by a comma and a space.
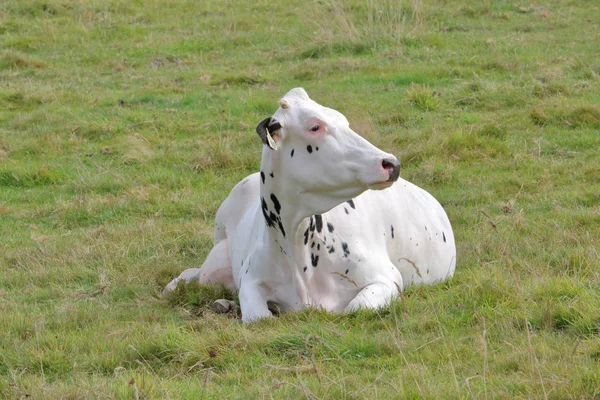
310, 232, 314, 240
345, 269, 349, 274
327, 222, 334, 233
328, 246, 335, 254
309, 216, 315, 232
317, 243, 320, 251
425, 225, 428, 231
260, 171, 265, 184
344, 208, 349, 215
269, 211, 277, 223
291, 149, 295, 157
311, 253, 319, 267
391, 225, 395, 239
303, 266, 307, 272
314, 214, 323, 233
241, 260, 244, 266
261, 197, 275, 227
315, 147, 319, 151
278, 220, 286, 238
443, 231, 447, 243
270, 193, 281, 215
246, 269, 249, 274
303, 228, 309, 245
307, 145, 313, 153
427, 269, 430, 275
311, 241, 315, 249
269, 172, 274, 178
346, 199, 355, 209
342, 242, 350, 258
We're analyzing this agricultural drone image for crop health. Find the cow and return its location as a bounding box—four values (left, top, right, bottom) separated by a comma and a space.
163, 88, 456, 323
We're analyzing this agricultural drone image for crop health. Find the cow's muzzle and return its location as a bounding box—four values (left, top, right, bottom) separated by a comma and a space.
382, 157, 401, 182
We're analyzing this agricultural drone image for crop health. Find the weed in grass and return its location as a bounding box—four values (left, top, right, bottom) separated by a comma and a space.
406, 83, 440, 111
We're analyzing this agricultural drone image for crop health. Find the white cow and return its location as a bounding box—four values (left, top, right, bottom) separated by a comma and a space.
164, 88, 456, 323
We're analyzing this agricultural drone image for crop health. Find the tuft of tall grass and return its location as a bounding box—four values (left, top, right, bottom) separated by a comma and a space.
406, 83, 439, 111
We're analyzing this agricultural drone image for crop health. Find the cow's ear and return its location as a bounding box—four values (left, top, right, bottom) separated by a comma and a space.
256, 117, 281, 150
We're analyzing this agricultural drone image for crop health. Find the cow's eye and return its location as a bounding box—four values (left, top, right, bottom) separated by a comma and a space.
309, 125, 320, 132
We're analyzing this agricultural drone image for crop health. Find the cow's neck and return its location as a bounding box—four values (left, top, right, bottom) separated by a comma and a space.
258, 148, 307, 259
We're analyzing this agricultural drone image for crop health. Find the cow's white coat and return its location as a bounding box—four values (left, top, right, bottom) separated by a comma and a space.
164, 88, 456, 323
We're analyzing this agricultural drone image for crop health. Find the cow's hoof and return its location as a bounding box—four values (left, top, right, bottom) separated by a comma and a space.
211, 299, 238, 315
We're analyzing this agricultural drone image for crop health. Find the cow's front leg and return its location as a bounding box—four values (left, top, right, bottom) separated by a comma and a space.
239, 282, 273, 323
344, 280, 401, 313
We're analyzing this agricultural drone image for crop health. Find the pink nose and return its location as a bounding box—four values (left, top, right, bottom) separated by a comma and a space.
381, 157, 401, 182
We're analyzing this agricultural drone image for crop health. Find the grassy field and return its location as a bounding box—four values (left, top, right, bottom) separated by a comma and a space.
1, 0, 599, 398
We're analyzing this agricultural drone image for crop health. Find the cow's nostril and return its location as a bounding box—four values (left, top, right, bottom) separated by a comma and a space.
382, 159, 394, 171
382, 157, 400, 182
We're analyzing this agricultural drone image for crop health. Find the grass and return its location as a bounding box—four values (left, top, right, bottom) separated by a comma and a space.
1, 0, 599, 398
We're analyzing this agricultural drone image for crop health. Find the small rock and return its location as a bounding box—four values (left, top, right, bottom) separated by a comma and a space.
211, 299, 238, 314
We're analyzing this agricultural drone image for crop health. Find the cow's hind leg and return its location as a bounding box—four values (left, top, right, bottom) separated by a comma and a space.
344, 280, 401, 313
162, 239, 234, 296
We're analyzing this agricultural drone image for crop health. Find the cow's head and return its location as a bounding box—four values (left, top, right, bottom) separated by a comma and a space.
256, 88, 400, 219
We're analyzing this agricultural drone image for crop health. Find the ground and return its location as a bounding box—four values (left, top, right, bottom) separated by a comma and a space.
0, 0, 599, 398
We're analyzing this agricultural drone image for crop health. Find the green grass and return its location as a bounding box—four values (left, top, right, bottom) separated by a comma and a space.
1, 0, 599, 398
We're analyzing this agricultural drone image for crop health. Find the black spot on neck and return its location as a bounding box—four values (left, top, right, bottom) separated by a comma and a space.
314, 214, 323, 233
327, 222, 334, 233
311, 253, 319, 267
311, 241, 315, 248
309, 216, 315, 232
291, 149, 295, 157
270, 193, 281, 214
307, 145, 313, 153
344, 208, 349, 215
317, 243, 320, 251
261, 197, 275, 227
443, 231, 447, 243
342, 242, 350, 258
328, 246, 335, 254
315, 147, 319, 151
345, 269, 349, 274
391, 225, 394, 239
303, 266, 307, 272
269, 172, 274, 178
303, 227, 309, 245
278, 220, 286, 238
346, 199, 355, 209
260, 171, 265, 184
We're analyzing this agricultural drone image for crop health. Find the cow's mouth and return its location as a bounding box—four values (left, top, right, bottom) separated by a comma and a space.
368, 181, 395, 190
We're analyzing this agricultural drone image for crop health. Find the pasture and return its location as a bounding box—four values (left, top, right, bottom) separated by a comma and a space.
1, 0, 599, 398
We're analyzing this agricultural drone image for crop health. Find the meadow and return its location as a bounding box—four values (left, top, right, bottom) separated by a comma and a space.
1, 0, 599, 398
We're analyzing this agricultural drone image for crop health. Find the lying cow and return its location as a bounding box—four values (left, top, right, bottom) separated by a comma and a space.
164, 88, 456, 323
